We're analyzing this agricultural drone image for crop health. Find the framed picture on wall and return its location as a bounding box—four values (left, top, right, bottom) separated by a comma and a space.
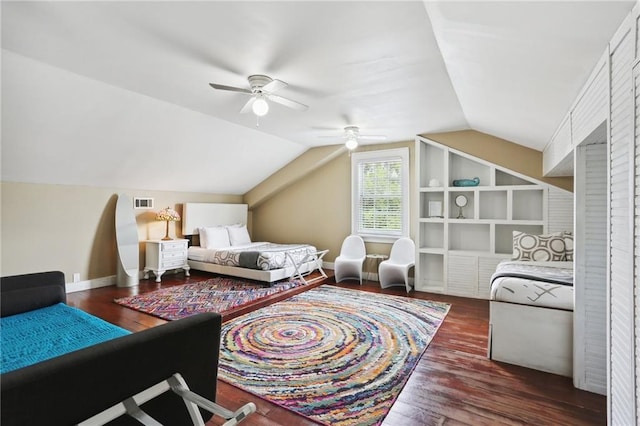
428, 201, 443, 218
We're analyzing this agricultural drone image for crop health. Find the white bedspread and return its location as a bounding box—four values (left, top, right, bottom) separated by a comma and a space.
188, 242, 317, 271
490, 260, 574, 311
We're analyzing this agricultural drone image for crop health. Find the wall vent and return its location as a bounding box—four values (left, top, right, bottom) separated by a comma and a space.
133, 197, 154, 209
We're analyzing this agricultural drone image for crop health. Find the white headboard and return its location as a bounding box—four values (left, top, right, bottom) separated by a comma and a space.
182, 203, 248, 235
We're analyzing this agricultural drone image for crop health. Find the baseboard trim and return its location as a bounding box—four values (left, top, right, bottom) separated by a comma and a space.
66, 275, 116, 293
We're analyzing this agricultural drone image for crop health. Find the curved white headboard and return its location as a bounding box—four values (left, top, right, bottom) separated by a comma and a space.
182, 203, 248, 235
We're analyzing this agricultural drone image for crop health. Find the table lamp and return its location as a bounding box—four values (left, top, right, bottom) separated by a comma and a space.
156, 207, 180, 240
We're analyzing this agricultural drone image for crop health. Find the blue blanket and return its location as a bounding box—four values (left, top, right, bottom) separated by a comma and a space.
1, 303, 130, 374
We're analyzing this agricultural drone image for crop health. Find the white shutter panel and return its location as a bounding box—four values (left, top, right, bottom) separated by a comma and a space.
547, 187, 574, 234
609, 26, 636, 426
634, 57, 640, 426
572, 60, 609, 146
574, 142, 608, 395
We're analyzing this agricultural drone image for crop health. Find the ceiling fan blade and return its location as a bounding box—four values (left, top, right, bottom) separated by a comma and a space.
209, 83, 252, 94
268, 94, 309, 111
262, 79, 287, 93
359, 135, 387, 141
239, 97, 256, 114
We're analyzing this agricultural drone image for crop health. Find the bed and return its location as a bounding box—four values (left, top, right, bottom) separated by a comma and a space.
182, 203, 327, 283
487, 231, 574, 377
1, 271, 254, 425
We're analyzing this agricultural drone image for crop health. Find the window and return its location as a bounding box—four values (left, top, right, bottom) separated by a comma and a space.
351, 148, 409, 242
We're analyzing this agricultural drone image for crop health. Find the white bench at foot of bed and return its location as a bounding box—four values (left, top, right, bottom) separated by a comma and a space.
488, 301, 573, 377
187, 255, 326, 284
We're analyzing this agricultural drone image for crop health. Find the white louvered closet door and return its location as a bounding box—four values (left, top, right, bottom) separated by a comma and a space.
634, 58, 640, 426
574, 142, 608, 395
609, 23, 636, 426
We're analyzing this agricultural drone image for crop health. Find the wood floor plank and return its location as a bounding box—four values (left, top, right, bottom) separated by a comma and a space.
66, 270, 606, 425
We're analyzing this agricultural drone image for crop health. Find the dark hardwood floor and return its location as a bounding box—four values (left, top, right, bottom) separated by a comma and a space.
67, 270, 606, 426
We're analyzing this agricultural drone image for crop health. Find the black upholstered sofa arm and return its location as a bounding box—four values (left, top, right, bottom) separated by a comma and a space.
0, 270, 66, 317
0, 272, 222, 425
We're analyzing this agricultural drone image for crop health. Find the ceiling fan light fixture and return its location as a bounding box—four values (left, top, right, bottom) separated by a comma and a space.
252, 96, 269, 116
345, 137, 358, 150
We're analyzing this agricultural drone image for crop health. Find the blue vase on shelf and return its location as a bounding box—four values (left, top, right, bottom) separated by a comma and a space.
452, 177, 480, 187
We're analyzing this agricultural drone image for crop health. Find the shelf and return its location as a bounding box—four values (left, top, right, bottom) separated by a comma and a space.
512, 189, 544, 220
449, 223, 490, 251
420, 191, 445, 218
419, 222, 444, 249
479, 191, 507, 220
418, 248, 445, 254
416, 252, 444, 291
496, 169, 535, 186
418, 143, 445, 188
449, 190, 475, 219
419, 218, 445, 223
495, 224, 544, 254
449, 152, 491, 186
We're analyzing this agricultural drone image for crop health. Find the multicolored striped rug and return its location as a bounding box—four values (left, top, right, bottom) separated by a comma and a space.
113, 277, 307, 321
218, 285, 450, 426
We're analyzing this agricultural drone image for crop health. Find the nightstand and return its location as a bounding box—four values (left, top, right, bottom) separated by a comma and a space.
143, 239, 190, 282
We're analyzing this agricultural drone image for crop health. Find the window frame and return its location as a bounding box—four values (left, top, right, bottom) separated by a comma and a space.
351, 147, 410, 243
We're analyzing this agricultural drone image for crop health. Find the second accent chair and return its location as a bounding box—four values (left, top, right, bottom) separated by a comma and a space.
334, 235, 367, 284
379, 237, 415, 293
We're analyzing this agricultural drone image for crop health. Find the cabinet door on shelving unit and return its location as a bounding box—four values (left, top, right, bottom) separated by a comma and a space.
447, 255, 478, 297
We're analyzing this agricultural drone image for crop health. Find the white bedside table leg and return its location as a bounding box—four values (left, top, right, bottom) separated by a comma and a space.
184, 265, 190, 277
155, 270, 165, 283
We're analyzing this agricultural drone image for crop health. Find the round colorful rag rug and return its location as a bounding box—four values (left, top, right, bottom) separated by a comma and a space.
218, 285, 450, 426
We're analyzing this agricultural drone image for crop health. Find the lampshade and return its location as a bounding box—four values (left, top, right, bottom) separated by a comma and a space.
156, 207, 180, 222
252, 97, 269, 116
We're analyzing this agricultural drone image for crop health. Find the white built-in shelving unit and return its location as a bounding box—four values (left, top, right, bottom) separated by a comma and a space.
415, 136, 573, 299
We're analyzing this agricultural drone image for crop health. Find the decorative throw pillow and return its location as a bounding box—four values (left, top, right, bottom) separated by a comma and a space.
562, 231, 573, 261
201, 226, 231, 249
512, 231, 566, 261
227, 224, 251, 246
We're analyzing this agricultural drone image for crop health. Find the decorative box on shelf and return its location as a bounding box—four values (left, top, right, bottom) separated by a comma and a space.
144, 239, 190, 283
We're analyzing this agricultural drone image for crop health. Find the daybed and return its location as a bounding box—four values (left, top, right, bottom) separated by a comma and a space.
183, 202, 327, 283
487, 259, 574, 377
0, 271, 254, 425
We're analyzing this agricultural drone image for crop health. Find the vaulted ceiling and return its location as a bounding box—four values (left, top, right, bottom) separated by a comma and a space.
1, 1, 634, 194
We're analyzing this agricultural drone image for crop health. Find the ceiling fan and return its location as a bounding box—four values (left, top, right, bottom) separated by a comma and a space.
322, 126, 387, 150
209, 74, 308, 117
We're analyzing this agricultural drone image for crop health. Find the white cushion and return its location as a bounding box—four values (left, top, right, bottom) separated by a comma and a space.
200, 226, 231, 249
227, 224, 251, 246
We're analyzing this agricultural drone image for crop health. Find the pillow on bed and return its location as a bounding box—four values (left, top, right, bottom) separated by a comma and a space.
200, 226, 231, 249
562, 231, 573, 261
227, 224, 251, 246
512, 231, 566, 261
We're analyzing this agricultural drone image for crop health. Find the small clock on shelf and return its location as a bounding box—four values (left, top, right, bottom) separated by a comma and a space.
455, 194, 468, 219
